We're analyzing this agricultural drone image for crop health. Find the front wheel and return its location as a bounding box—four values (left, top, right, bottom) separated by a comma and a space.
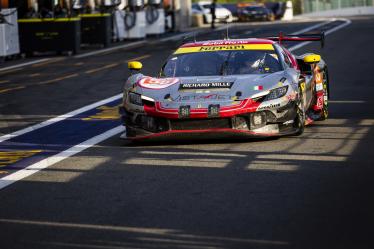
317, 67, 330, 121
293, 87, 305, 136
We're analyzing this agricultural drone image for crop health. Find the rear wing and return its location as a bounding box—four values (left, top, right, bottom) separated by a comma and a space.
266, 32, 325, 48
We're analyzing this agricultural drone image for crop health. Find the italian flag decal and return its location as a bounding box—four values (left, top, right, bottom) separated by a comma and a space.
254, 85, 263, 90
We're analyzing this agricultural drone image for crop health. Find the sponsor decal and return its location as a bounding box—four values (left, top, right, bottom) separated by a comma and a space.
138, 77, 179, 89
179, 82, 233, 90
314, 66, 323, 84
199, 45, 245, 52
315, 72, 323, 83
171, 94, 231, 102
287, 92, 297, 101
316, 95, 324, 109
315, 83, 323, 91
300, 82, 306, 93
258, 103, 281, 110
174, 44, 274, 54
202, 41, 251, 46
253, 85, 263, 90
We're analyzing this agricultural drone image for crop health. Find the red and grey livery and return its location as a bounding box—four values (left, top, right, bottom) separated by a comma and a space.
119, 34, 329, 140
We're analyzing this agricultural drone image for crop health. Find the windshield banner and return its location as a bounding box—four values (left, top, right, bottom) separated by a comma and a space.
174, 44, 274, 54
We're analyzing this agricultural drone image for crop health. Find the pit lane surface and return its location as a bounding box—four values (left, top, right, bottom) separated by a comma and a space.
0, 17, 374, 249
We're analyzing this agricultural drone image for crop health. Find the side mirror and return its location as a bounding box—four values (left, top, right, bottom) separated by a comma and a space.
128, 61, 143, 72
303, 54, 321, 64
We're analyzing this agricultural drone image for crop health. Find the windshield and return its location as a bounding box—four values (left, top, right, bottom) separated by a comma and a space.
160, 50, 282, 77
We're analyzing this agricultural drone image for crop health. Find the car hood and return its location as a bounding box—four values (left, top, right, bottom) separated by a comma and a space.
134, 72, 287, 108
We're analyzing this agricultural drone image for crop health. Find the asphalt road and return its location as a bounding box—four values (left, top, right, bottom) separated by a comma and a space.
0, 16, 374, 249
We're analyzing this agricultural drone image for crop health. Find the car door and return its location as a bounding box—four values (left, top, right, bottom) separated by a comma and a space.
282, 47, 315, 108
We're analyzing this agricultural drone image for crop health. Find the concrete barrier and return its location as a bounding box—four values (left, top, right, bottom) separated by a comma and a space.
300, 6, 374, 17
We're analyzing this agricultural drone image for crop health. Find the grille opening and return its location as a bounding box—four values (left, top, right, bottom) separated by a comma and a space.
170, 118, 232, 130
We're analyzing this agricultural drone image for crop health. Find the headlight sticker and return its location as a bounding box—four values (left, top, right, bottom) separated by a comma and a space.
138, 77, 179, 89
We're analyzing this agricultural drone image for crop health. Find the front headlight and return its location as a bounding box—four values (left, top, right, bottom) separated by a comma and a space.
128, 92, 142, 106
264, 86, 288, 101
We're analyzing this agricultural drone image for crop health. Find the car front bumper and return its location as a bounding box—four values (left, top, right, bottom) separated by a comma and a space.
119, 101, 298, 141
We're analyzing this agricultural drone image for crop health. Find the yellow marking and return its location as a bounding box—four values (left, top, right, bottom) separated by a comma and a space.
0, 68, 23, 75
0, 171, 8, 174
82, 105, 120, 121
0, 150, 42, 167
300, 82, 306, 93
32, 58, 65, 67
75, 62, 84, 66
18, 18, 80, 22
29, 73, 41, 77
174, 44, 274, 54
37, 73, 78, 85
0, 86, 26, 94
85, 63, 119, 74
0, 80, 10, 84
125, 54, 151, 62
79, 13, 111, 17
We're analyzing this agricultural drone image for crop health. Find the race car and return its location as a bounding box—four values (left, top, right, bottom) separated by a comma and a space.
119, 33, 329, 140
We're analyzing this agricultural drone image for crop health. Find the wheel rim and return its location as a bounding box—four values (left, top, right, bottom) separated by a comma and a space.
295, 89, 305, 131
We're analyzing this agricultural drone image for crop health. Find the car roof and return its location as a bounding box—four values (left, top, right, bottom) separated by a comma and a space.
180, 38, 275, 48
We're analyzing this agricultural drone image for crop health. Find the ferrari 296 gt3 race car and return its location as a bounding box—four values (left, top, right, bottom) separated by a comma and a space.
119, 33, 329, 140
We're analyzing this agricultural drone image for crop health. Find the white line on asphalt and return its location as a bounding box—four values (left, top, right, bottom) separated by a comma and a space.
0, 126, 125, 190
290, 19, 333, 35
0, 94, 122, 143
74, 41, 146, 59
325, 19, 352, 35
289, 18, 351, 52
330, 100, 366, 103
159, 32, 195, 42
159, 24, 234, 42
0, 19, 352, 190
0, 58, 51, 73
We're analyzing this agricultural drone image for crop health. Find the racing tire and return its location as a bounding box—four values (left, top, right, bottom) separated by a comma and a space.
317, 67, 329, 121
125, 126, 136, 138
293, 87, 305, 136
